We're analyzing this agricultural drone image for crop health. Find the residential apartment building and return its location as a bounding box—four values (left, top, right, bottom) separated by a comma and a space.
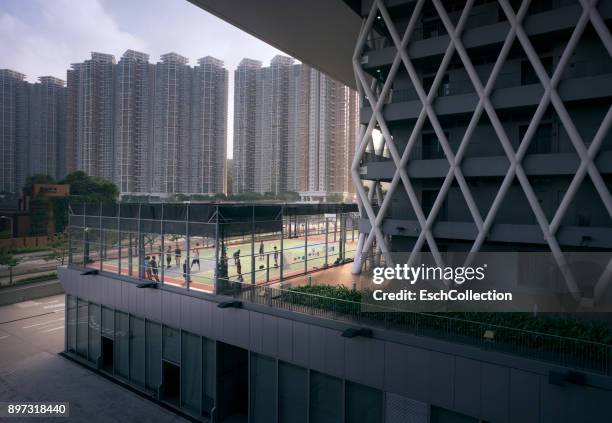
0, 69, 29, 193
255, 55, 295, 194
0, 71, 67, 192
69, 52, 116, 182
28, 76, 67, 181
189, 56, 228, 194
152, 53, 192, 194
308, 69, 359, 195
233, 58, 359, 197
287, 63, 311, 192
115, 50, 155, 194
233, 58, 262, 194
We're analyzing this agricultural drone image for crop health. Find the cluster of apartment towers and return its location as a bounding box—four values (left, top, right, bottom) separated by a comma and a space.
0, 50, 359, 198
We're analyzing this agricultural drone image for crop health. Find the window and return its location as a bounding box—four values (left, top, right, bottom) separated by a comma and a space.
422, 17, 446, 39
181, 332, 202, 413
250, 353, 276, 423
345, 381, 382, 423
423, 74, 450, 97
520, 123, 553, 154
430, 406, 479, 423
521, 56, 553, 85
422, 190, 448, 221
422, 132, 447, 159
278, 362, 307, 423
310, 371, 342, 423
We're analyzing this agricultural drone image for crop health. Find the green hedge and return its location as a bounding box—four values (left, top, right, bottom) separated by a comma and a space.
286, 285, 612, 345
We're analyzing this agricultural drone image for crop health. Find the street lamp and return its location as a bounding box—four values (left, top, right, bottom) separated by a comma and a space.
0, 216, 14, 239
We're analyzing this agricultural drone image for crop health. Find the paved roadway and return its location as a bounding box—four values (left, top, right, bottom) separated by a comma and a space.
0, 294, 189, 422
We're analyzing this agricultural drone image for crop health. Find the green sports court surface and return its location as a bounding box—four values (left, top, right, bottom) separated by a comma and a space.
85, 229, 358, 293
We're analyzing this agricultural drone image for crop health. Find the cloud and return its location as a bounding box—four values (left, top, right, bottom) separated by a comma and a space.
0, 0, 145, 82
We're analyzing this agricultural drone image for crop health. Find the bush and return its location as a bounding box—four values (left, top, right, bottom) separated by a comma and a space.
285, 285, 612, 345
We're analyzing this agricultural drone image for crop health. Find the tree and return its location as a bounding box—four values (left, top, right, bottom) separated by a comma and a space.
173, 193, 189, 202
45, 229, 69, 266
277, 191, 300, 201
60, 171, 119, 203
30, 195, 51, 236
327, 193, 344, 203
0, 248, 19, 286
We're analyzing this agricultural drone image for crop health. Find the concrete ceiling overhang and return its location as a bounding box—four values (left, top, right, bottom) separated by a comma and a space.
187, 0, 362, 89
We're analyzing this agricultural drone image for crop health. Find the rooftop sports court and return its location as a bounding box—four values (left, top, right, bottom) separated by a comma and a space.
67, 202, 359, 293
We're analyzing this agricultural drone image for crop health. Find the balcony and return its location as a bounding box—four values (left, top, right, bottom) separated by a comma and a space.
361, 2, 612, 68
359, 218, 612, 249
362, 151, 612, 180
361, 72, 612, 123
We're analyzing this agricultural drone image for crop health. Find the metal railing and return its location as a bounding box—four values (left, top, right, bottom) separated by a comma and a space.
219, 280, 612, 376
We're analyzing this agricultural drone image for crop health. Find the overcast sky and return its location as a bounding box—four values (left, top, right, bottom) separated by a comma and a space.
0, 0, 289, 158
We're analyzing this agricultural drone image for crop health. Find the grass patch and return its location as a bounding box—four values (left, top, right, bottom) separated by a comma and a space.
15, 272, 58, 285
8, 245, 51, 254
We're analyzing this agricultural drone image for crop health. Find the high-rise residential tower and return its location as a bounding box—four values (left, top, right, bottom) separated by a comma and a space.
152, 53, 192, 194
189, 56, 228, 194
68, 52, 116, 181
28, 76, 67, 181
308, 69, 359, 195
233, 57, 359, 198
115, 50, 155, 194
0, 69, 29, 193
232, 58, 262, 194
287, 63, 311, 192
255, 55, 294, 194
65, 68, 78, 176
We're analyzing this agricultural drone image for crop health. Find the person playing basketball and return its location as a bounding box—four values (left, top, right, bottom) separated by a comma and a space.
259, 241, 264, 261
174, 245, 181, 266
166, 246, 172, 268
191, 243, 201, 271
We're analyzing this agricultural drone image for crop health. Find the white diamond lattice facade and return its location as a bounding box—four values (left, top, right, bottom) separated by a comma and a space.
351, 0, 612, 301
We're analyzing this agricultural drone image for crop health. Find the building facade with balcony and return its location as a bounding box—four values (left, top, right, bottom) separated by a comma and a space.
353, 0, 612, 257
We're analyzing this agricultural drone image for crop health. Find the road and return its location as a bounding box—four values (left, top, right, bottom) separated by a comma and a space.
0, 256, 58, 279
0, 294, 188, 422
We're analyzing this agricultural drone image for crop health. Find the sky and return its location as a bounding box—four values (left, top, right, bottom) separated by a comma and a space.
0, 0, 288, 158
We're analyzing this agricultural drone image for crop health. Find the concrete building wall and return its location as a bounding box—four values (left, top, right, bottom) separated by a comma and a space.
59, 267, 612, 423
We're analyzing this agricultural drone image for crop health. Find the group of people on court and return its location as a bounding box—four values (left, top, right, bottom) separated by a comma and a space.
142, 243, 202, 283
258, 241, 280, 267
227, 241, 280, 282
142, 240, 282, 284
